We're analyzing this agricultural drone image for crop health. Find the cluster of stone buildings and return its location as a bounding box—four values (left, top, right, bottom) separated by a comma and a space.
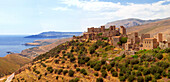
73, 25, 170, 51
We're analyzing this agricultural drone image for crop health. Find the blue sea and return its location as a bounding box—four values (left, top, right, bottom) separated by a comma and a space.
0, 35, 56, 57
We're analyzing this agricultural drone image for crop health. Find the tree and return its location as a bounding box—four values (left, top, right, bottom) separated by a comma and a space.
94, 72, 99, 76
119, 76, 126, 81
63, 70, 68, 75
112, 72, 118, 77
156, 53, 163, 60
128, 75, 135, 82
68, 70, 74, 77
96, 77, 103, 82
154, 73, 161, 79
76, 68, 80, 72
137, 76, 144, 82
145, 75, 152, 82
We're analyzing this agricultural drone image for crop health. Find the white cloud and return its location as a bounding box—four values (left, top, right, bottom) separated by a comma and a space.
52, 7, 70, 11
60, 0, 170, 20
56, 0, 170, 31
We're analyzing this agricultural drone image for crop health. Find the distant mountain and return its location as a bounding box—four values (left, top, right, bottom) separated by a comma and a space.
105, 17, 170, 28
25, 31, 83, 38
126, 18, 170, 38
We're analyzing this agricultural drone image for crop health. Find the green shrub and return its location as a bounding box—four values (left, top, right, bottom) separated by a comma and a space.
143, 69, 150, 75
94, 72, 99, 76
154, 73, 161, 79
137, 76, 144, 82
110, 61, 115, 67
70, 57, 76, 62
76, 68, 80, 72
128, 75, 135, 82
136, 71, 142, 76
112, 72, 118, 77
145, 75, 152, 82
58, 69, 63, 74
68, 70, 74, 77
96, 77, 103, 82
63, 70, 68, 75
101, 70, 107, 78
54, 59, 59, 64
56, 76, 59, 80
119, 76, 126, 81
156, 53, 163, 60
94, 64, 101, 71
106, 65, 112, 71
162, 71, 167, 77
168, 72, 170, 78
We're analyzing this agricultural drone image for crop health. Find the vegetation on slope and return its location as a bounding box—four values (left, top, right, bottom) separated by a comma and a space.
12, 39, 170, 82
0, 54, 31, 77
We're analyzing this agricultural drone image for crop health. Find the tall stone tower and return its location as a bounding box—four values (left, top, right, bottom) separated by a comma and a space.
109, 26, 115, 31
120, 26, 126, 35
157, 33, 163, 42
101, 26, 105, 32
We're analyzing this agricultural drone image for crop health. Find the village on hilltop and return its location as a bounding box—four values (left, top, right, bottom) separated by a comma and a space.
73, 25, 170, 51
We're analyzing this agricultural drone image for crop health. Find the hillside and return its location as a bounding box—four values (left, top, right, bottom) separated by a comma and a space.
21, 38, 71, 59
25, 31, 82, 38
0, 54, 31, 77
105, 17, 170, 28
12, 40, 170, 82
126, 19, 170, 38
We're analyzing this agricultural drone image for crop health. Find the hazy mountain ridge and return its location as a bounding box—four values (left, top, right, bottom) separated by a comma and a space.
126, 18, 170, 38
25, 31, 82, 38
105, 17, 170, 28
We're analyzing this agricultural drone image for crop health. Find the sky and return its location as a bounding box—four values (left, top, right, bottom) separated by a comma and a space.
0, 0, 170, 35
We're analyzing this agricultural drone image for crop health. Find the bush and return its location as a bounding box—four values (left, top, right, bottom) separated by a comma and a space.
130, 59, 139, 65
56, 76, 59, 80
112, 72, 118, 77
80, 69, 87, 75
94, 64, 101, 71
68, 70, 75, 77
136, 71, 142, 76
143, 69, 150, 75
156, 53, 163, 60
119, 72, 124, 76
70, 57, 76, 62
101, 70, 107, 78
145, 75, 152, 82
119, 76, 126, 81
154, 73, 161, 79
47, 67, 53, 73
106, 65, 112, 71
76, 68, 80, 72
151, 78, 157, 82
58, 69, 63, 74
128, 75, 135, 82
137, 76, 144, 82
101, 59, 106, 65
94, 72, 99, 76
96, 77, 103, 82
41, 63, 46, 67
63, 70, 68, 75
168, 72, 170, 78
74, 64, 77, 68
110, 61, 115, 67
54, 59, 59, 64
162, 71, 167, 77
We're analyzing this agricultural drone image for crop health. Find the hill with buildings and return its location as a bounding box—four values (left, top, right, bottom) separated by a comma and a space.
12, 24, 170, 82
0, 54, 31, 78
25, 31, 82, 38
105, 17, 170, 28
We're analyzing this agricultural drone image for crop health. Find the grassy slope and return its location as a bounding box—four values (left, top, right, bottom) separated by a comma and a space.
12, 40, 170, 82
127, 19, 170, 37
0, 54, 31, 77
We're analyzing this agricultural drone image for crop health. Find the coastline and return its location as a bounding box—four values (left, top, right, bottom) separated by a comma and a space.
20, 38, 72, 59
